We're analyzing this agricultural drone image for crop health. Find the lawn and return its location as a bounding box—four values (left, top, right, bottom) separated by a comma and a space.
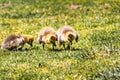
0, 0, 120, 79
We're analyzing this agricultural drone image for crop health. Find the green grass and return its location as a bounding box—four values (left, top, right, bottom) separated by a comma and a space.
0, 0, 120, 79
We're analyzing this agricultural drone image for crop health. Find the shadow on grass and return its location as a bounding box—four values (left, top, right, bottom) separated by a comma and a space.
0, 46, 81, 52
47, 48, 81, 52
0, 47, 38, 52
70, 48, 81, 51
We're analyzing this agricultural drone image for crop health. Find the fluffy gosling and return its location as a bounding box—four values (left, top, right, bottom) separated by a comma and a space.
57, 25, 78, 50
1, 34, 34, 50
37, 27, 57, 50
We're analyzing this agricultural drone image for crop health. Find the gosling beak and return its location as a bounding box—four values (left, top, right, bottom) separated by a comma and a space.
30, 44, 33, 47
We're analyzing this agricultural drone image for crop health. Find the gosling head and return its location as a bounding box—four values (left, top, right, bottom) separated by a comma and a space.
47, 34, 57, 50
22, 35, 34, 47
48, 35, 57, 43
66, 32, 75, 42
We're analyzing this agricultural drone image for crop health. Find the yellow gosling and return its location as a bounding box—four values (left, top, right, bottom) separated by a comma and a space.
37, 27, 57, 50
1, 34, 34, 50
57, 25, 78, 50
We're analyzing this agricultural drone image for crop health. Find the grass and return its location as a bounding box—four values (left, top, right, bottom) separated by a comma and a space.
0, 0, 120, 79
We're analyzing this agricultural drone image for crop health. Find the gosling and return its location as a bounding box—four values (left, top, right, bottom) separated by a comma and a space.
37, 27, 57, 50
57, 25, 78, 50
1, 34, 34, 50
